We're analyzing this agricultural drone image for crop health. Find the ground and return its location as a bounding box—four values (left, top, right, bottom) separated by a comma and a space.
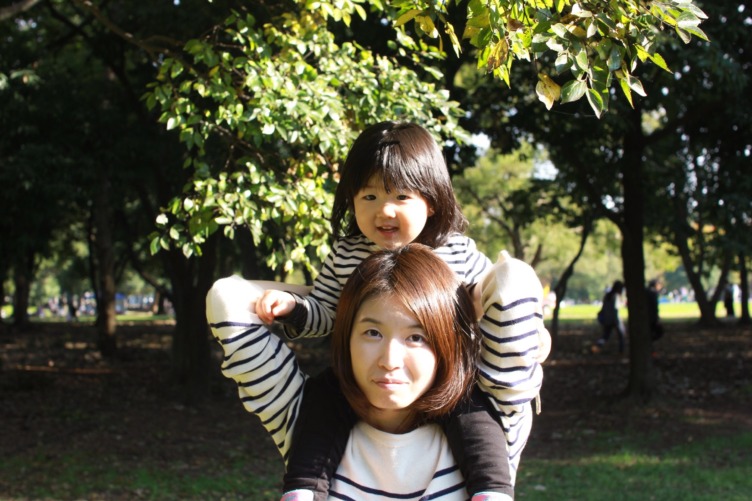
0, 319, 750, 499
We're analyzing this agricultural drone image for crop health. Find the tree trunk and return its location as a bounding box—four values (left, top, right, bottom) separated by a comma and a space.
550, 217, 592, 348
165, 233, 218, 405
238, 228, 275, 280
620, 108, 653, 401
93, 174, 118, 357
12, 257, 32, 329
670, 194, 718, 325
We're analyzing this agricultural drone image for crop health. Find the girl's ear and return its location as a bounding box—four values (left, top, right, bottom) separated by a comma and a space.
428, 205, 435, 217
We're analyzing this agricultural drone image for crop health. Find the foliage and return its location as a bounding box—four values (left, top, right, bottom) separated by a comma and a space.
392, 0, 708, 116
146, 5, 467, 273
454, 143, 561, 261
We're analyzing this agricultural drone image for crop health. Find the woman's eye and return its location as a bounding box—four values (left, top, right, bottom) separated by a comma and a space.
363, 328, 382, 338
407, 333, 428, 345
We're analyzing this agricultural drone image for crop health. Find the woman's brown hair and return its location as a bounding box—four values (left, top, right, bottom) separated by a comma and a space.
331, 244, 479, 429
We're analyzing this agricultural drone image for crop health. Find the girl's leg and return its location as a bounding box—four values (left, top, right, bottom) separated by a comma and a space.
441, 385, 514, 498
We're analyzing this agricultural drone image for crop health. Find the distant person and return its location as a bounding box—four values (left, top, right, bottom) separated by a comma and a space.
646, 280, 664, 341
723, 284, 735, 317
593, 280, 625, 354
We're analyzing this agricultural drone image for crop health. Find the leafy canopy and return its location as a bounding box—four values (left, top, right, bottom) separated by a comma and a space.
146, 0, 708, 272
391, 0, 707, 117
146, 4, 466, 272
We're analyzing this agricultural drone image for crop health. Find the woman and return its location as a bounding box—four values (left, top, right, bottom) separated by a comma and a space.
206, 245, 546, 500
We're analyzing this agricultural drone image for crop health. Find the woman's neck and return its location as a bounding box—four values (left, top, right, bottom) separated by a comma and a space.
365, 407, 418, 434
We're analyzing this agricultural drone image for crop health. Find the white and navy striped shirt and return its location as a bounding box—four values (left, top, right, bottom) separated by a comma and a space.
206, 251, 547, 500
284, 233, 493, 339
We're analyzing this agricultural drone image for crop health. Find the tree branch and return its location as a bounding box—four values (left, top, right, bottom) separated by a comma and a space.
0, 0, 42, 22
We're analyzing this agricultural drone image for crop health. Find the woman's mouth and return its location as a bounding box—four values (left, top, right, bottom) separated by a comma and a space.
374, 378, 405, 389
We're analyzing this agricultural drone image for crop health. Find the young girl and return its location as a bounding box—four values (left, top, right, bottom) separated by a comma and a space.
230, 121, 549, 499
207, 244, 548, 500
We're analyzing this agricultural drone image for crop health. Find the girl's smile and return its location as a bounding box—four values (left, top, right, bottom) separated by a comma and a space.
353, 176, 434, 250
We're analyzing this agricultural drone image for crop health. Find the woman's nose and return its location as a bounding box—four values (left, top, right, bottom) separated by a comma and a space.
378, 340, 404, 370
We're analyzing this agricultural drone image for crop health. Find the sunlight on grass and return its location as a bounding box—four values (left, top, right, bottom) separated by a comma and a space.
4, 432, 749, 500
549, 301, 751, 323
517, 432, 752, 500
3, 453, 281, 501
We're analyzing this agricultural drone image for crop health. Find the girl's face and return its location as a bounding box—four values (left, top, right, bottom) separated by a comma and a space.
353, 176, 434, 250
349, 293, 437, 433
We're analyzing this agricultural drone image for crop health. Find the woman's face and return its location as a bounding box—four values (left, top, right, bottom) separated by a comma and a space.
349, 293, 437, 432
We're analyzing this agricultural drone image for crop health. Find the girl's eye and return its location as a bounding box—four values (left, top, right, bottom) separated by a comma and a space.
362, 194, 376, 201
396, 193, 411, 201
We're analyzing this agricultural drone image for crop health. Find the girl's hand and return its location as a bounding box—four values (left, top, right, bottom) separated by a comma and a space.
256, 289, 296, 324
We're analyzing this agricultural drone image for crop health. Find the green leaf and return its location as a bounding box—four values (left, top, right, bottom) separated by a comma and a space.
551, 23, 569, 38
607, 47, 622, 71
626, 75, 647, 97
149, 236, 161, 256
560, 80, 587, 104
574, 48, 589, 71
395, 9, 422, 27
618, 76, 634, 108
648, 52, 671, 72
586, 88, 605, 118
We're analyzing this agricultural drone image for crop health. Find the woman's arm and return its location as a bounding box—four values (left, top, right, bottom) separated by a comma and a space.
206, 275, 308, 461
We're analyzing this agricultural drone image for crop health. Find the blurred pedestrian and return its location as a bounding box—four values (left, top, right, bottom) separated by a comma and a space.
646, 279, 664, 341
723, 284, 735, 317
593, 280, 625, 354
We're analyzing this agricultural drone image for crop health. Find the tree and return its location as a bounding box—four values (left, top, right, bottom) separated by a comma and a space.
0, 0, 712, 402
392, 0, 707, 116
638, 0, 752, 326
0, 0, 238, 402
455, 144, 554, 264
146, 0, 707, 266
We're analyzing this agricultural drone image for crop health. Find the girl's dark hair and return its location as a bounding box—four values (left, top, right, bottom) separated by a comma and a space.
331, 121, 468, 248
331, 244, 479, 430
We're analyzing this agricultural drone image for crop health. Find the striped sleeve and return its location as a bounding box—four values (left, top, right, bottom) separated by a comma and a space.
206, 276, 306, 461
282, 236, 372, 339
434, 235, 493, 286
476, 250, 549, 481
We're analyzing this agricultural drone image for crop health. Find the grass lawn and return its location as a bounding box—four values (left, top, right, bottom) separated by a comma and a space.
1, 311, 750, 500
552, 300, 749, 323
517, 431, 752, 500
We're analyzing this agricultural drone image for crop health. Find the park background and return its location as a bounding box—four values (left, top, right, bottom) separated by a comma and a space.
1, 1, 750, 499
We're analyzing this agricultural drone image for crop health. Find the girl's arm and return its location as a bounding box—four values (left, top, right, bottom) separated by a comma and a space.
277, 237, 373, 339
475, 251, 551, 478
206, 275, 308, 461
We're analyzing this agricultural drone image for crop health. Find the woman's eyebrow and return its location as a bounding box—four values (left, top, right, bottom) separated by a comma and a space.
356, 316, 424, 331
356, 316, 383, 325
